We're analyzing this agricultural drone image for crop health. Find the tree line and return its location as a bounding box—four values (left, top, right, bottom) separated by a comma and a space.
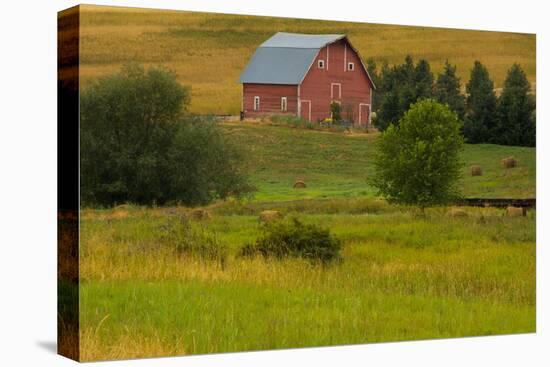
367, 57, 536, 147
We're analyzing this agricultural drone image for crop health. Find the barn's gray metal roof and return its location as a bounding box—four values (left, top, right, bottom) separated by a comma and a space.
239, 32, 345, 85
239, 47, 319, 85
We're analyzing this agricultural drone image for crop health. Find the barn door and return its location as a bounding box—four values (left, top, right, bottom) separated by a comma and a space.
300, 100, 311, 121
331, 83, 341, 101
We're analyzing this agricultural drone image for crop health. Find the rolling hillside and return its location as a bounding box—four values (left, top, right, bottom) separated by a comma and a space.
77, 5, 536, 115
221, 122, 536, 201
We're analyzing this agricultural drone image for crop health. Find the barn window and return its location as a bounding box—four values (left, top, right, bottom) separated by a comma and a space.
318, 60, 325, 69
348, 62, 355, 71
281, 97, 288, 112
254, 96, 260, 111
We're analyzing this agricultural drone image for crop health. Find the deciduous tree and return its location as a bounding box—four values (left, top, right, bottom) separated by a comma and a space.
371, 100, 463, 211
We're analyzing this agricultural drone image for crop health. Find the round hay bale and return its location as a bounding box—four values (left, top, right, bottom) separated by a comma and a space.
505, 206, 524, 217
501, 156, 517, 168
259, 210, 283, 222
470, 165, 482, 176
189, 209, 211, 221
447, 208, 468, 218
293, 180, 307, 189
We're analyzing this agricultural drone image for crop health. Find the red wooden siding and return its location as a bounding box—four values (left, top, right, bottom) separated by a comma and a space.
299, 39, 373, 123
242, 84, 298, 118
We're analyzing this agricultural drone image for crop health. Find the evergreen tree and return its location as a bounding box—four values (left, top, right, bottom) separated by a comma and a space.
374, 56, 418, 130
376, 90, 400, 131
434, 61, 466, 119
402, 55, 415, 81
463, 61, 497, 143
373, 56, 437, 131
494, 64, 536, 146
414, 59, 434, 99
396, 55, 417, 118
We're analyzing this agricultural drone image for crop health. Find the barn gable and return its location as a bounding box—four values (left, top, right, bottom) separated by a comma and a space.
239, 32, 375, 88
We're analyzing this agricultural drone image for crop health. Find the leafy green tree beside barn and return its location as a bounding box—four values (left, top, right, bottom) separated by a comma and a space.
371, 100, 463, 212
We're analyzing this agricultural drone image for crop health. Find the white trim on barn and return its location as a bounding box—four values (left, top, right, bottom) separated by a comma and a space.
344, 43, 347, 72
369, 91, 373, 125
297, 85, 301, 117
327, 44, 329, 70
359, 103, 371, 125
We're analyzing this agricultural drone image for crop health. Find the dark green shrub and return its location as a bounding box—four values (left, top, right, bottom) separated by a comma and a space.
330, 102, 342, 122
243, 218, 341, 263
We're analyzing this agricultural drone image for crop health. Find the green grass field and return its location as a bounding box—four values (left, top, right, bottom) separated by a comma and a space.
77, 5, 536, 115
79, 122, 536, 361
221, 122, 535, 200
80, 204, 535, 360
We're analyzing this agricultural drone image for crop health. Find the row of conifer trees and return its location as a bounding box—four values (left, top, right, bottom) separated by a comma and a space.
367, 56, 535, 147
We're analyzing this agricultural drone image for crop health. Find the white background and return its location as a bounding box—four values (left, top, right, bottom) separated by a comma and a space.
0, 0, 547, 365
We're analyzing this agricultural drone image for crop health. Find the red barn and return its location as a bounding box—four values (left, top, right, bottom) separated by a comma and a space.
239, 32, 376, 125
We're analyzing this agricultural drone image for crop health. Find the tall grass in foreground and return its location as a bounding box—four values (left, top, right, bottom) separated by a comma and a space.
79, 203, 535, 360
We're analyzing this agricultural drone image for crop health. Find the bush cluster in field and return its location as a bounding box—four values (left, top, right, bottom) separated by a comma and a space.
239, 218, 341, 263
160, 216, 227, 262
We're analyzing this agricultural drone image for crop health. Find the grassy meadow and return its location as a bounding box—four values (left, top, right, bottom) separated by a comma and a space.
220, 121, 535, 200
80, 202, 535, 360
79, 122, 536, 361
78, 5, 536, 115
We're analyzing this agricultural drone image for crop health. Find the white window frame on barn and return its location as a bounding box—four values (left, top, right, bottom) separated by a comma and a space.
318, 60, 325, 69
348, 62, 355, 71
281, 97, 288, 112
254, 96, 260, 111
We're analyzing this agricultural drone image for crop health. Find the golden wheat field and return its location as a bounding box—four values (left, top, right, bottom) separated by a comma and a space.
77, 5, 536, 115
